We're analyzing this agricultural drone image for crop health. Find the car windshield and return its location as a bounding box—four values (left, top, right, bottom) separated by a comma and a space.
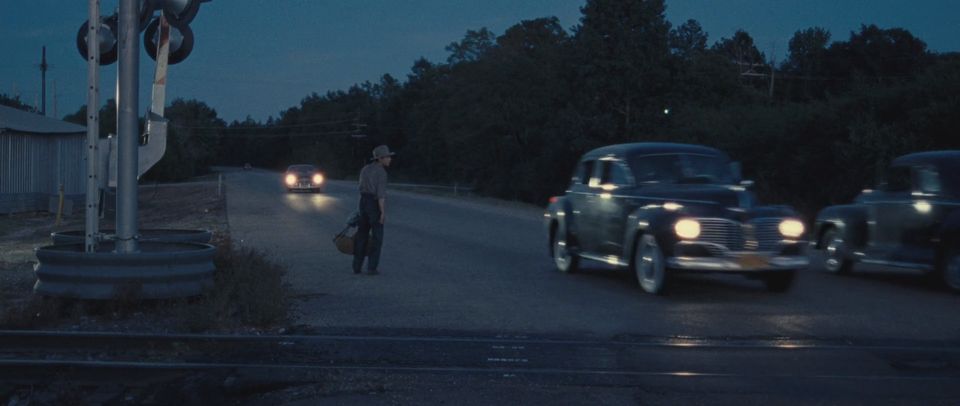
287, 165, 316, 174
626, 153, 734, 185
939, 162, 960, 197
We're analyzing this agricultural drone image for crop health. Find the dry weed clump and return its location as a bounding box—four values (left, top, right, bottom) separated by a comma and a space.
180, 234, 290, 332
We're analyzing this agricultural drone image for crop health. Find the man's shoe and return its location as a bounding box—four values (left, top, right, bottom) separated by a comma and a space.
367, 269, 379, 275
353, 268, 362, 274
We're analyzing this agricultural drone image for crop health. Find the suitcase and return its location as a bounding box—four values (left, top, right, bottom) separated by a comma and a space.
333, 226, 355, 255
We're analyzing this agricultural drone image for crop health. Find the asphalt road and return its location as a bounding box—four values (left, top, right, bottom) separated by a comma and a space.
225, 167, 960, 403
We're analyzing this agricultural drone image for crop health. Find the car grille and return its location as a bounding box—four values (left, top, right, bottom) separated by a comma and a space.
696, 218, 783, 252
295, 176, 315, 187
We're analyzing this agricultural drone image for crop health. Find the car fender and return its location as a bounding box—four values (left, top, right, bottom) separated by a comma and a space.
545, 195, 576, 256
623, 206, 683, 262
813, 204, 868, 250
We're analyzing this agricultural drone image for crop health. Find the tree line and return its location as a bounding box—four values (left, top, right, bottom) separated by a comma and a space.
5, 0, 958, 219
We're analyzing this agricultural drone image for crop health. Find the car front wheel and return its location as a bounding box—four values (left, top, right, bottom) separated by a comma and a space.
943, 249, 960, 292
635, 234, 667, 295
553, 223, 579, 273
821, 228, 852, 274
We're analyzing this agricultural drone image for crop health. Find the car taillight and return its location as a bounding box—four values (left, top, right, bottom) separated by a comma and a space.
549, 196, 559, 204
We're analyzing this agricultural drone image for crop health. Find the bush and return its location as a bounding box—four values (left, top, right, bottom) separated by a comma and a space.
182, 234, 289, 331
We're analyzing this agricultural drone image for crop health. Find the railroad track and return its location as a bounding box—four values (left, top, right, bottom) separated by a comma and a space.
2, 330, 959, 384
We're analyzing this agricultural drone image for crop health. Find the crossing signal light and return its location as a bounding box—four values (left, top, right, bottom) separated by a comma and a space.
143, 17, 195, 64
76, 15, 119, 65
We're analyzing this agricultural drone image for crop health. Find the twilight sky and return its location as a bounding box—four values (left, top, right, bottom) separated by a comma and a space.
1, 0, 958, 123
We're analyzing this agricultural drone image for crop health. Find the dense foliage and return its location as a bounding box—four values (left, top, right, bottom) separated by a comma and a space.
37, 0, 960, 218
0, 94, 34, 112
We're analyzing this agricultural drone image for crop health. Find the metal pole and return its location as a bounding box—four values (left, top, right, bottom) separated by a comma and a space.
84, 0, 101, 253
116, 0, 139, 253
41, 46, 48, 116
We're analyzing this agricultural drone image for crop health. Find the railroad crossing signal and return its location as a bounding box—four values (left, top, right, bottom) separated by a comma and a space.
75, 15, 118, 65
143, 18, 194, 64
76, 0, 206, 66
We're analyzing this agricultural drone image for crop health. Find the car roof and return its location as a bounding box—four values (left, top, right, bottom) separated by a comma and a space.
581, 142, 728, 160
892, 151, 960, 168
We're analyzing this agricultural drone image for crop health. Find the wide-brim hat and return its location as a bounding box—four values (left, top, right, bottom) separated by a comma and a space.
371, 145, 396, 160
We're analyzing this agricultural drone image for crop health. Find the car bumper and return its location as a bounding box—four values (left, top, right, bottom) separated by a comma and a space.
287, 183, 323, 190
667, 254, 808, 272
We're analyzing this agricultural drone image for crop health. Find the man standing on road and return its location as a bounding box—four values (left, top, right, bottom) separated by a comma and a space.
353, 145, 394, 275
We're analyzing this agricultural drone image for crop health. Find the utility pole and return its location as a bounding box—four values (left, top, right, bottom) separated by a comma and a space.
52, 80, 57, 118
40, 46, 48, 115
768, 43, 776, 100
351, 118, 368, 167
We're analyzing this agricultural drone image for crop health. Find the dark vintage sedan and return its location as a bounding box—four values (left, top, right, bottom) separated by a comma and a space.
811, 151, 960, 290
544, 143, 808, 294
283, 164, 325, 193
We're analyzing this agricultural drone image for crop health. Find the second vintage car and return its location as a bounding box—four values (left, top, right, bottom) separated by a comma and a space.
544, 142, 809, 294
283, 164, 326, 193
811, 151, 960, 290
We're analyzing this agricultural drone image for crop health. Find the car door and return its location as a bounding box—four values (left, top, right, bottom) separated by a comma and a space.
867, 165, 912, 260
566, 159, 598, 253
898, 165, 942, 263
595, 158, 638, 257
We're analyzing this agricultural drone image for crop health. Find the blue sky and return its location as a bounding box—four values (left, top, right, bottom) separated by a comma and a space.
1, 0, 958, 123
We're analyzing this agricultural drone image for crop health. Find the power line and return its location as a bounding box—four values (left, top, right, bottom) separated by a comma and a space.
186, 129, 363, 138
168, 116, 359, 131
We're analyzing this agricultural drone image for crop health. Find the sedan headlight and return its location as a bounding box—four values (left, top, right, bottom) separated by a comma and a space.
779, 219, 805, 238
312, 174, 324, 184
674, 219, 701, 239
284, 174, 296, 186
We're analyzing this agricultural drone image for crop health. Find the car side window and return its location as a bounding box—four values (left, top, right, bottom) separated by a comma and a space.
882, 166, 911, 193
914, 166, 941, 194
574, 160, 595, 185
599, 161, 631, 186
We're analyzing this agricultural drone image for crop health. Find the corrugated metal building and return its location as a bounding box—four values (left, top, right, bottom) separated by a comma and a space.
0, 104, 87, 214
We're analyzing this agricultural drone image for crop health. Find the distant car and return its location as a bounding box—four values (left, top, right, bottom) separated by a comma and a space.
284, 164, 325, 193
243, 163, 252, 171
544, 143, 808, 294
811, 151, 960, 291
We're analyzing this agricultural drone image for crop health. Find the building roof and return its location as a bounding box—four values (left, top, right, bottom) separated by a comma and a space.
0, 104, 86, 136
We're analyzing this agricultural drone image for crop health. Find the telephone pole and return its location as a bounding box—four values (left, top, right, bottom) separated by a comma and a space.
40, 46, 48, 115
768, 43, 776, 100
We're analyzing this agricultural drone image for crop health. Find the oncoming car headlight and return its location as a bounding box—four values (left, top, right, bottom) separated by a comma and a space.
674, 219, 701, 239
779, 219, 805, 238
285, 174, 296, 186
312, 174, 324, 184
